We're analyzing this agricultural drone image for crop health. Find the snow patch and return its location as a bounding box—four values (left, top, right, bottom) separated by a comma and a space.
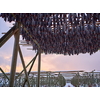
64, 83, 75, 87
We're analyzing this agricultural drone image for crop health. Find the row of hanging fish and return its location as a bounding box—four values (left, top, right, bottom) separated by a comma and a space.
0, 13, 100, 55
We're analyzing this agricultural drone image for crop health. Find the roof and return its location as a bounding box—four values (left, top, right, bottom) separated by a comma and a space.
0, 13, 100, 55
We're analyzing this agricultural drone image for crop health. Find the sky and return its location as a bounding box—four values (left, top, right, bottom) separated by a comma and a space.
0, 16, 100, 73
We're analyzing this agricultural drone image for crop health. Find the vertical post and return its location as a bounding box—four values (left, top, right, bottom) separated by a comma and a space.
37, 49, 41, 87
78, 72, 79, 87
49, 72, 50, 87
47, 72, 49, 86
9, 29, 19, 87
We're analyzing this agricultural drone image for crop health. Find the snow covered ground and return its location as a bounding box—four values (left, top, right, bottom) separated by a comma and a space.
64, 83, 75, 87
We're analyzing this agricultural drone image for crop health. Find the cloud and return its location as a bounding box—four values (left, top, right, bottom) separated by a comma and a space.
1, 46, 100, 73
40, 51, 100, 72
0, 65, 10, 72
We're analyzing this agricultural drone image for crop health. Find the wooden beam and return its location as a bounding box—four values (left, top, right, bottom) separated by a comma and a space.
19, 44, 32, 46
18, 46, 30, 87
9, 29, 19, 87
27, 48, 33, 50
22, 52, 38, 86
0, 67, 9, 80
0, 25, 18, 48
15, 53, 38, 80
37, 49, 41, 87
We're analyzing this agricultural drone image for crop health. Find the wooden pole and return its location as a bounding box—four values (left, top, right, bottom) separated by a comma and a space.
9, 29, 19, 87
78, 72, 79, 87
27, 52, 38, 75
0, 67, 9, 80
49, 72, 51, 87
18, 46, 30, 87
0, 25, 18, 47
37, 49, 41, 87
22, 52, 38, 86
15, 56, 36, 80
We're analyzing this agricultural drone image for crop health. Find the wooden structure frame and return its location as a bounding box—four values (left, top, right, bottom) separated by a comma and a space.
0, 23, 41, 87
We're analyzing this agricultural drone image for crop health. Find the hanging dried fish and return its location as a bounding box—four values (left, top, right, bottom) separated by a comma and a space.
1, 13, 100, 55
